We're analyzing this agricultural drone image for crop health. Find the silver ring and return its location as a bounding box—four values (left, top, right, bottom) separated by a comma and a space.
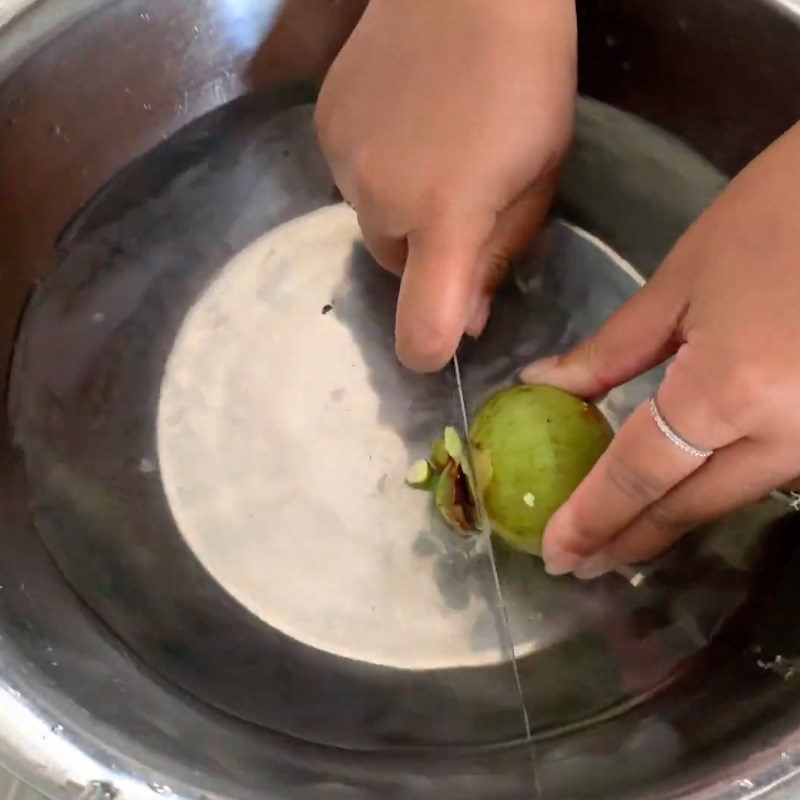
649, 397, 713, 459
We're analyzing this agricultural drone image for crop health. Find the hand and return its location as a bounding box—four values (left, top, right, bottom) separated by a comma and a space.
521, 122, 800, 579
316, 0, 577, 371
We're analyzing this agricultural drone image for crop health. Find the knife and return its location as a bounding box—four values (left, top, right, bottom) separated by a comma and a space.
452, 355, 533, 741
452, 355, 650, 731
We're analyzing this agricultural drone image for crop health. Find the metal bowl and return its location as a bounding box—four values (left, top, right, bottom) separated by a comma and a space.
1, 1, 800, 798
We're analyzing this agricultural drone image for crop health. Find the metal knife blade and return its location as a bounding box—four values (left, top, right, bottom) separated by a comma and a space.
452, 355, 532, 740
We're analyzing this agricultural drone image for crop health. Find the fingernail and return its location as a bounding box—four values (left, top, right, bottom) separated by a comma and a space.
573, 553, 616, 581
543, 547, 583, 576
466, 296, 491, 338
520, 355, 559, 384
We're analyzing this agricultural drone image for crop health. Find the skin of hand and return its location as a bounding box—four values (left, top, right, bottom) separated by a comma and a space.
521, 121, 800, 580
315, 0, 577, 372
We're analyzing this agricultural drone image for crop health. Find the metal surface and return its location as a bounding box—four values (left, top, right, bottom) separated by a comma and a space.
9, 139, 748, 749
0, 771, 46, 800
774, 492, 800, 512
0, 0, 799, 799
452, 353, 533, 741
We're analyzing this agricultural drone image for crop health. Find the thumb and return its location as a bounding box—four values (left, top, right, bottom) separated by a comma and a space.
520, 269, 687, 396
395, 215, 494, 372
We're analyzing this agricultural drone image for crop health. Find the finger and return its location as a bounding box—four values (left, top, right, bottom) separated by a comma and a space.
479, 177, 558, 292
520, 269, 686, 397
464, 179, 560, 338
541, 352, 745, 576
466, 294, 491, 338
494, 172, 557, 250
396, 214, 494, 372
600, 437, 790, 567
357, 212, 407, 276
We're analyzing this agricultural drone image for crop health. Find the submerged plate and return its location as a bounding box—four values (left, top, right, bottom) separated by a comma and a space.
158, 204, 516, 671
8, 101, 788, 750
156, 203, 645, 673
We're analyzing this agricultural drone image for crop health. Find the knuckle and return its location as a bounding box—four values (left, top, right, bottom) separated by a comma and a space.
721, 363, 769, 409
349, 146, 388, 205
606, 454, 663, 505
711, 364, 770, 432
663, 356, 753, 442
418, 184, 468, 221
567, 337, 616, 395
547, 505, 598, 557
642, 501, 685, 539
567, 525, 604, 557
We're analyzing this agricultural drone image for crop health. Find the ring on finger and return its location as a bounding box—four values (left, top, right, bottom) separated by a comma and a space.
649, 396, 714, 460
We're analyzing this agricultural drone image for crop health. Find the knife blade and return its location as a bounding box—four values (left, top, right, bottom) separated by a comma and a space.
452, 355, 532, 741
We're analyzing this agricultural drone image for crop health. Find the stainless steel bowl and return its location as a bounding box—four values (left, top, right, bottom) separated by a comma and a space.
1, 1, 800, 799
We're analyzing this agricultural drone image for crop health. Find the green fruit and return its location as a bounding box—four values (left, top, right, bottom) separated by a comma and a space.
432, 427, 487, 535
428, 437, 450, 471
434, 460, 473, 535
405, 459, 435, 490
469, 385, 613, 555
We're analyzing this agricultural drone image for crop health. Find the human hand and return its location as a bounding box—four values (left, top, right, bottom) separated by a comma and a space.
315, 0, 577, 371
521, 122, 800, 579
